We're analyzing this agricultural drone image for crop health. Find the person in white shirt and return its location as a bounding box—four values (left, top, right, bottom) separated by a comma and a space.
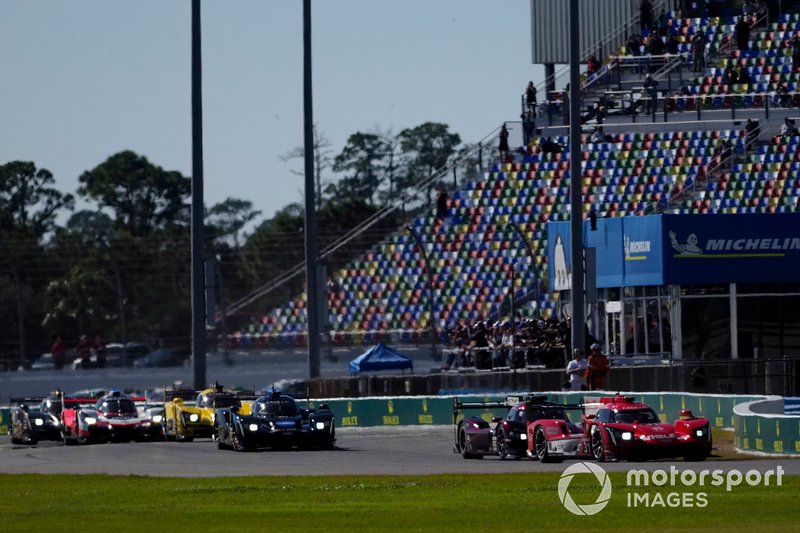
565, 348, 588, 391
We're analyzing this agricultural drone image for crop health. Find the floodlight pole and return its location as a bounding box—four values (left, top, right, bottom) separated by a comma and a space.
568, 0, 586, 355
303, 0, 321, 379
190, 0, 207, 389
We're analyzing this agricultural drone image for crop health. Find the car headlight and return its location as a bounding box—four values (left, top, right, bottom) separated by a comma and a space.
621, 431, 633, 441
84, 417, 97, 425
34, 419, 44, 426
695, 429, 705, 437
189, 413, 199, 422
519, 433, 527, 440
152, 415, 163, 424
315, 422, 325, 430
248, 423, 259, 432
269, 421, 276, 432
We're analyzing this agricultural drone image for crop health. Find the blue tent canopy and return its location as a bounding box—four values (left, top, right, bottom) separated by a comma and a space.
349, 343, 414, 375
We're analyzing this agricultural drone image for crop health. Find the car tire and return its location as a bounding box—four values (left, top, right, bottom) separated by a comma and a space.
459, 425, 483, 460
231, 433, 251, 452
591, 426, 606, 462
534, 426, 561, 463
10, 436, 22, 445
496, 428, 508, 460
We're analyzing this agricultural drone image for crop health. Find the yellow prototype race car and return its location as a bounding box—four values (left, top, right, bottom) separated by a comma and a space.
162, 385, 255, 442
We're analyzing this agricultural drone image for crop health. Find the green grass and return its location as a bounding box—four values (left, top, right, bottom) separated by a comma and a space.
1, 472, 797, 532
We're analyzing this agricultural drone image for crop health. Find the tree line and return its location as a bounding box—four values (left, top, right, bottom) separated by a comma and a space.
0, 122, 488, 369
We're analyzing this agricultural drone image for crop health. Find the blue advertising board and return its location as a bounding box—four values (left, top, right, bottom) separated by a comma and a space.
662, 213, 800, 284
547, 213, 800, 290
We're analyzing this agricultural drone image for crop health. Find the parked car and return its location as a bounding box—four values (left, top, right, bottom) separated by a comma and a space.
133, 347, 190, 368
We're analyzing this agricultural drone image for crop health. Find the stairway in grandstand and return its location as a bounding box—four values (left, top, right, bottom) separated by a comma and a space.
232, 6, 800, 349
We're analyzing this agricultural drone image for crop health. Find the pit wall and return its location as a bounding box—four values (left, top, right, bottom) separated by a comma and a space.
733, 396, 800, 455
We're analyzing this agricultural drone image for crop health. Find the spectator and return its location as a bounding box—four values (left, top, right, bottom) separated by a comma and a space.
725, 64, 738, 85
94, 334, 107, 368
643, 73, 658, 114
525, 81, 538, 117
735, 16, 750, 52
648, 31, 666, 56
791, 33, 800, 71
497, 322, 514, 367
666, 34, 680, 55
521, 110, 536, 145
590, 126, 606, 144
692, 30, 707, 73
745, 118, 760, 145
737, 66, 750, 85
76, 334, 92, 369
540, 136, 564, 154
627, 34, 643, 57
435, 185, 448, 221
587, 54, 601, 77
468, 322, 492, 369
779, 117, 798, 138
565, 348, 588, 391
498, 123, 510, 163
585, 343, 610, 391
639, 0, 654, 34
51, 336, 66, 370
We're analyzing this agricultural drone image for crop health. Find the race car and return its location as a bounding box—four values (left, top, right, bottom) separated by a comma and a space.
94, 390, 162, 442
453, 395, 582, 461
162, 384, 255, 441
214, 390, 335, 451
578, 395, 712, 462
7, 394, 64, 445
61, 395, 112, 444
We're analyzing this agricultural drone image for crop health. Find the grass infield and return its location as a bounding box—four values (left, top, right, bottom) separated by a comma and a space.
0, 471, 797, 532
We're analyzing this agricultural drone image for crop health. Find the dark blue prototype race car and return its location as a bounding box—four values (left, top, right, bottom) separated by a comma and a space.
7, 394, 64, 445
214, 390, 335, 451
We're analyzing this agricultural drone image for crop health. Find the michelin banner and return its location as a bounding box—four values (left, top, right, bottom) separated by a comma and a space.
547, 213, 800, 288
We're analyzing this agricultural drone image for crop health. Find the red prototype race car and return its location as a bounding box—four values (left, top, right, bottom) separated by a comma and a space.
578, 395, 712, 462
453, 395, 583, 462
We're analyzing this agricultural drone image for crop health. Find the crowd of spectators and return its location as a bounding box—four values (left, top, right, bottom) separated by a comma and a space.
442, 317, 577, 371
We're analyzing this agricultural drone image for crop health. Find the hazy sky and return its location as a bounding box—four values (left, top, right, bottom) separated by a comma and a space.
1, 0, 543, 224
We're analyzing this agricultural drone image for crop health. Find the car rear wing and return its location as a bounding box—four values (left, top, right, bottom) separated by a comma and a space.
164, 389, 199, 402
213, 391, 258, 407
8, 395, 47, 406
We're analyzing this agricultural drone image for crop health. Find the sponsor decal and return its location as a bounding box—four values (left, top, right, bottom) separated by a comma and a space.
670, 230, 800, 258
624, 236, 652, 261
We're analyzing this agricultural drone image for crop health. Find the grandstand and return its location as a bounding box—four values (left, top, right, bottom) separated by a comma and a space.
229, 1, 800, 365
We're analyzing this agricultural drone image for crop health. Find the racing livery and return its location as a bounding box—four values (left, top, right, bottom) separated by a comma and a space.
162, 385, 255, 441
7, 395, 64, 445
94, 391, 162, 442
214, 390, 335, 451
60, 395, 112, 444
579, 395, 712, 462
453, 395, 582, 461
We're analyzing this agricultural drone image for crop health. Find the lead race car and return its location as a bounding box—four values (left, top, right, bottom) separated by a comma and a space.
94, 390, 163, 442
7, 394, 65, 445
578, 395, 712, 462
453, 394, 583, 461
214, 390, 335, 451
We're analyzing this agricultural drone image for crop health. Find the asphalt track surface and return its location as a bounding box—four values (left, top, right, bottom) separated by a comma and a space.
1, 426, 797, 477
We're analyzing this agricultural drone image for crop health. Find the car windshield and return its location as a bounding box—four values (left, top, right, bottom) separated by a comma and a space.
613, 408, 660, 424
41, 399, 62, 416
98, 398, 138, 416
526, 407, 569, 423
214, 395, 241, 408
255, 398, 298, 416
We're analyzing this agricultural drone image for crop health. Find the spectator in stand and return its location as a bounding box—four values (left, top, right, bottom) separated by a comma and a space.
587, 54, 601, 78
498, 123, 510, 163
590, 126, 606, 144
468, 322, 492, 369
643, 73, 658, 114
779, 117, 798, 138
435, 184, 449, 221
565, 348, 588, 391
51, 336, 67, 370
627, 34, 643, 56
639, 0, 654, 34
791, 33, 800, 71
776, 83, 791, 107
745, 118, 760, 145
737, 66, 750, 85
521, 110, 536, 145
725, 64, 738, 85
94, 334, 107, 368
585, 343, 610, 391
692, 30, 707, 73
666, 34, 680, 55
648, 31, 666, 56
525, 81, 538, 117
735, 16, 750, 52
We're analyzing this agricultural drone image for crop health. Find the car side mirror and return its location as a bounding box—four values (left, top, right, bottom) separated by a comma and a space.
319, 403, 330, 411
491, 417, 502, 423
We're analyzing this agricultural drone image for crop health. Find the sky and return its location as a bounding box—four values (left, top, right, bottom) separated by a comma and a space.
0, 0, 543, 225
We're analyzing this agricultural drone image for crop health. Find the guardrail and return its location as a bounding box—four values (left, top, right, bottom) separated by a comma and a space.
733, 396, 800, 455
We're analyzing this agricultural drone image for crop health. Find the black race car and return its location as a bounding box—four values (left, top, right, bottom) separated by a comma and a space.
7, 395, 64, 445
214, 390, 335, 451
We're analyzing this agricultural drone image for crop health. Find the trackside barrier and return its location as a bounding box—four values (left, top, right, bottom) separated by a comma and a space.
303, 392, 768, 431
0, 408, 7, 434
733, 396, 800, 455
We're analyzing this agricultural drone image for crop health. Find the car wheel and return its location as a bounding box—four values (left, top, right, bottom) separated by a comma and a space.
10, 436, 22, 445
533, 426, 558, 463
459, 425, 483, 459
496, 428, 508, 459
231, 433, 250, 452
591, 426, 606, 462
